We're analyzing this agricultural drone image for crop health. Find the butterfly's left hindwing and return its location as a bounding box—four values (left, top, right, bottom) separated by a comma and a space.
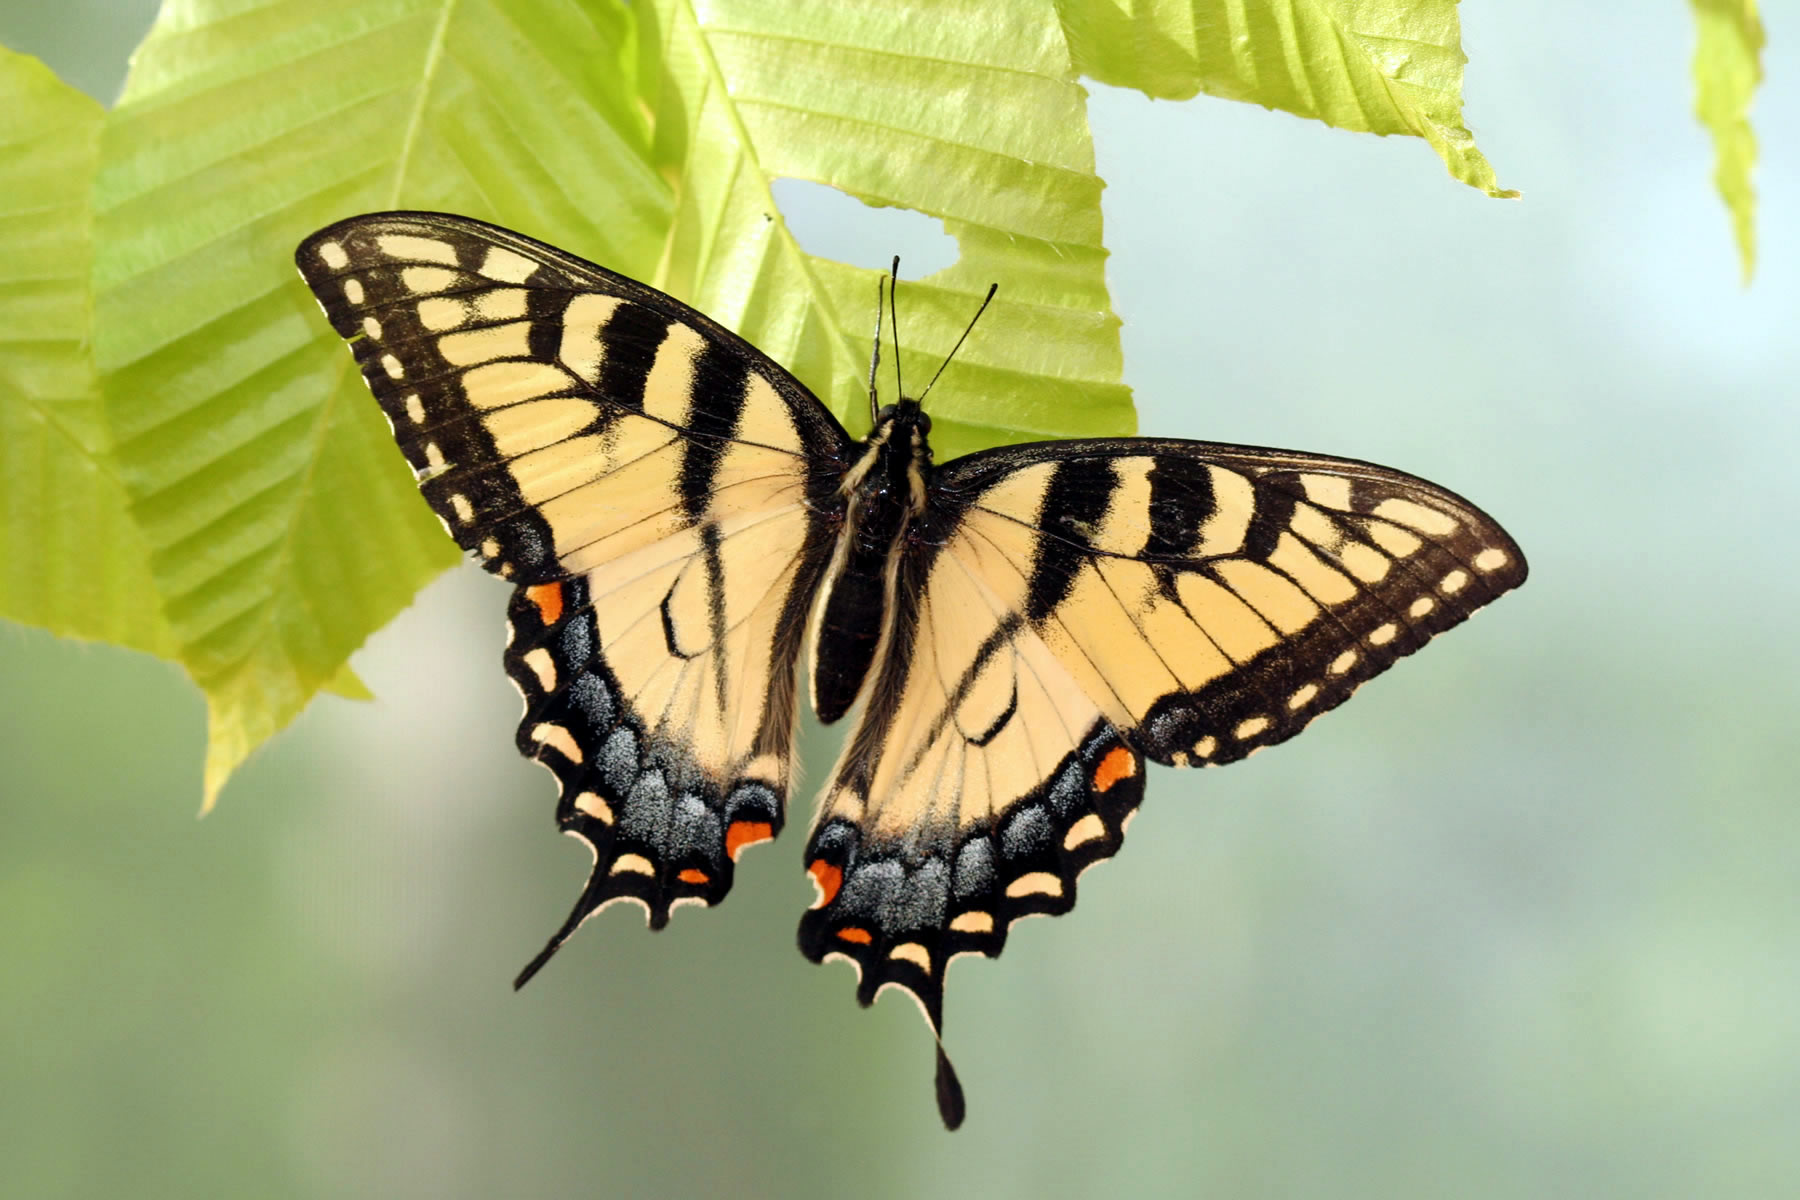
295, 213, 850, 968
801, 438, 1526, 1049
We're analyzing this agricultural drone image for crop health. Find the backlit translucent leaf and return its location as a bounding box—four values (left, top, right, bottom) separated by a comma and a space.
1690, 0, 1763, 282
93, 0, 669, 806
1054, 0, 1514, 198
636, 0, 1132, 461
0, 47, 173, 657
86, 0, 1133, 803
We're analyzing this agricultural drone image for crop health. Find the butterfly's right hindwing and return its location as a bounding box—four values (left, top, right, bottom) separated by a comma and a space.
296, 213, 851, 968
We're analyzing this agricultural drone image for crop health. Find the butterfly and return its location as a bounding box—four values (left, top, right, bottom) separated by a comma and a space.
296, 212, 1526, 1128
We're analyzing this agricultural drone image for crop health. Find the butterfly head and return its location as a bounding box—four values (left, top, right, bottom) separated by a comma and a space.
856, 398, 934, 514
873, 398, 931, 441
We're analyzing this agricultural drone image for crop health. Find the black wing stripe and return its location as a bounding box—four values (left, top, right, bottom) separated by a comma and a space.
1241, 477, 1297, 562
678, 343, 751, 519
593, 302, 671, 412
1025, 457, 1117, 622
699, 522, 732, 719
1143, 454, 1216, 559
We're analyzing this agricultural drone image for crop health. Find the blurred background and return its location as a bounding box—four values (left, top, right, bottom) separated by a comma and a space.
3, 2, 1797, 1196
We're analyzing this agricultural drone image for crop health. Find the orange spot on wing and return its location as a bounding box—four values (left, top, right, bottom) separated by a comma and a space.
725, 820, 774, 861
677, 868, 709, 886
808, 860, 843, 908
525, 582, 564, 626
1092, 745, 1138, 793
836, 926, 872, 945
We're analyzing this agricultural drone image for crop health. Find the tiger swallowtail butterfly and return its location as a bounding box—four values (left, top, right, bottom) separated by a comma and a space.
296, 212, 1527, 1129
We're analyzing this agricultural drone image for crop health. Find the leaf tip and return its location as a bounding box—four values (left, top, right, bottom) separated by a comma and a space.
199, 696, 257, 815
323, 661, 374, 702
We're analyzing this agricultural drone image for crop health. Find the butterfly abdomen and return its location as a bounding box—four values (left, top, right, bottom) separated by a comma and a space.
811, 554, 891, 725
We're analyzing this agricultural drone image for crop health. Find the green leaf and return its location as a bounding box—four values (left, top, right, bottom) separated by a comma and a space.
86, 0, 1134, 804
93, 0, 670, 807
634, 0, 1132, 461
0, 47, 175, 658
1054, 0, 1514, 198
1690, 0, 1764, 282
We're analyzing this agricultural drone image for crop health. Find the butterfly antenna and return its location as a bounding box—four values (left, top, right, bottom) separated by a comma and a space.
860, 271, 882, 426
918, 282, 998, 407
888, 256, 904, 401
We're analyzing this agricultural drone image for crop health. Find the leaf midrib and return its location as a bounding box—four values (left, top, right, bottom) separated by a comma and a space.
389, 0, 456, 209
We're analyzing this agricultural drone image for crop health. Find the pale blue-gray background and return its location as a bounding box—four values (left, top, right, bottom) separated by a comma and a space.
3, 3, 1796, 1197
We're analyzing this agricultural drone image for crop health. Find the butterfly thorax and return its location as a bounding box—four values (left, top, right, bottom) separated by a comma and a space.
809, 400, 934, 724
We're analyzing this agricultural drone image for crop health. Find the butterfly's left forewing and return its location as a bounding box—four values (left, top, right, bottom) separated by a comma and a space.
800, 437, 1526, 1044
296, 214, 851, 971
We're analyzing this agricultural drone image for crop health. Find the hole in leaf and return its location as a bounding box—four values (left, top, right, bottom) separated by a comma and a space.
1, 0, 161, 103
771, 179, 958, 279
